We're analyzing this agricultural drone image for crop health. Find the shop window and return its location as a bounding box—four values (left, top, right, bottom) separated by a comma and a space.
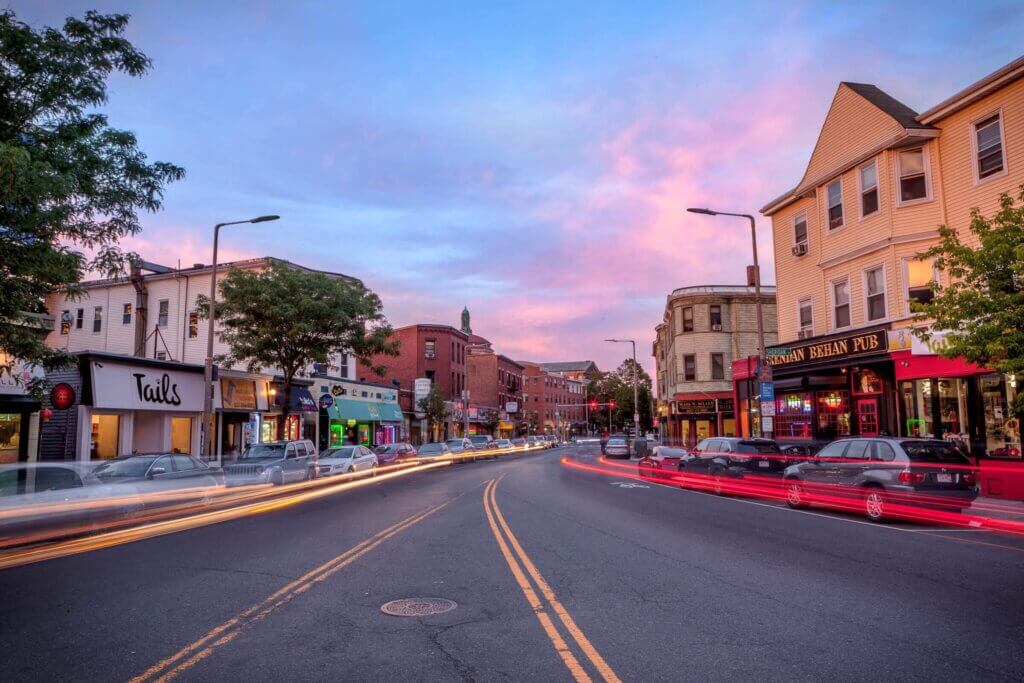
157, 299, 169, 327
122, 303, 132, 325
682, 307, 693, 332
853, 369, 883, 395
859, 161, 879, 217
832, 279, 850, 329
981, 374, 1020, 457
188, 311, 198, 339
900, 380, 935, 438
76, 308, 83, 329
711, 353, 725, 380
865, 266, 886, 321
974, 112, 1005, 180
683, 355, 696, 382
773, 393, 812, 439
938, 378, 969, 440
90, 414, 120, 459
827, 179, 843, 230
93, 306, 103, 333
171, 417, 193, 454
905, 258, 937, 309
0, 413, 21, 464
816, 390, 851, 439
897, 148, 929, 203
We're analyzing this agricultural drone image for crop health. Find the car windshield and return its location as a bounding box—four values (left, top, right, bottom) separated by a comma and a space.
608, 438, 626, 446
469, 436, 488, 444
737, 442, 780, 454
900, 441, 970, 464
377, 445, 397, 454
446, 440, 463, 446
323, 447, 356, 459
92, 457, 158, 479
240, 444, 287, 460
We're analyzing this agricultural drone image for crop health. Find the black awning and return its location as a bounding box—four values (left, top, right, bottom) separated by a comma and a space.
287, 386, 318, 413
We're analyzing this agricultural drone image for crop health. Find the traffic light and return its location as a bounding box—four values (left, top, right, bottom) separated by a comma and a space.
609, 400, 616, 408
589, 400, 597, 410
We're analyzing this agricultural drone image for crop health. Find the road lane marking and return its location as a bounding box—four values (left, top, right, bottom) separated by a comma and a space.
485, 479, 621, 683
609, 481, 649, 489
131, 502, 448, 683
482, 479, 590, 681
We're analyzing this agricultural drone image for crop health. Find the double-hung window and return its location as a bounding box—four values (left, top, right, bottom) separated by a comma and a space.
711, 353, 725, 381
865, 266, 886, 321
682, 307, 693, 332
906, 258, 937, 309
798, 298, 813, 336
93, 306, 103, 333
683, 355, 696, 382
157, 299, 169, 327
832, 279, 850, 329
793, 212, 808, 248
122, 303, 132, 325
709, 305, 722, 328
974, 113, 1005, 180
898, 148, 929, 202
860, 162, 878, 217
827, 180, 843, 230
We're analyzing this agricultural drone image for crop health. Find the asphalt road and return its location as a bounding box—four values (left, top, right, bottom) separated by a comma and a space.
3, 443, 1024, 682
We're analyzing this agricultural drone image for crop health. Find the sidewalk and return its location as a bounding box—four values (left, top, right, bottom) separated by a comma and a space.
967, 495, 1024, 522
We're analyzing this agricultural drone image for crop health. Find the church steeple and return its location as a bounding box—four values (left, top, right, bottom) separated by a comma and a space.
460, 306, 472, 334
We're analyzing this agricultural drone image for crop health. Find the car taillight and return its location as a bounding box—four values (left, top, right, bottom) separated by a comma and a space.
897, 470, 925, 484
962, 471, 977, 485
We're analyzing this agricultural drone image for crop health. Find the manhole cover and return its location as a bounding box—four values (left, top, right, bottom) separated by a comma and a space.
380, 598, 457, 617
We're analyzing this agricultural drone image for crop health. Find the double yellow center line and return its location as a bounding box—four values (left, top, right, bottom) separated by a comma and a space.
483, 478, 620, 683
130, 502, 447, 683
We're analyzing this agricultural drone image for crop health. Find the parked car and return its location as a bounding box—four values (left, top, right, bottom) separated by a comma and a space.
526, 436, 541, 448
91, 453, 225, 488
223, 440, 318, 486
680, 437, 785, 494
417, 442, 452, 458
511, 437, 527, 448
373, 442, 418, 466
604, 436, 630, 459
318, 445, 378, 476
545, 435, 558, 448
468, 435, 498, 459
446, 438, 477, 461
601, 432, 626, 455
494, 439, 513, 450
783, 437, 979, 522
637, 446, 689, 479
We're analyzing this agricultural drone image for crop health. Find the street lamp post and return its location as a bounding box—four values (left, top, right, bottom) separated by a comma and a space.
201, 215, 280, 462
686, 208, 766, 437
605, 338, 640, 443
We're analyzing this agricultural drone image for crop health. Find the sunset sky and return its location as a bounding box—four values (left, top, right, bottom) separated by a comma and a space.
15, 1, 1024, 374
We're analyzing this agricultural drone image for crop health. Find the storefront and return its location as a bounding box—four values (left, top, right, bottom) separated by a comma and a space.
268, 380, 318, 443
671, 394, 735, 448
313, 377, 403, 451
757, 326, 898, 445
216, 373, 274, 461
71, 353, 204, 460
0, 352, 43, 464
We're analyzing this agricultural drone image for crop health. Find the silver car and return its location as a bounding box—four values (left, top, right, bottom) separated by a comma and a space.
604, 437, 630, 459
318, 446, 378, 476
223, 440, 318, 485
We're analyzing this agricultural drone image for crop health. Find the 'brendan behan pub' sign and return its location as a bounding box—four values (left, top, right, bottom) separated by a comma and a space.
765, 329, 887, 369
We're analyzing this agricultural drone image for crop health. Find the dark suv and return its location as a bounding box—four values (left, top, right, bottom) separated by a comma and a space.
680, 437, 785, 494
783, 437, 978, 522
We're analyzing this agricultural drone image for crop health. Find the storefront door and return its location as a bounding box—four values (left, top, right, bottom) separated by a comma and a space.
857, 398, 880, 436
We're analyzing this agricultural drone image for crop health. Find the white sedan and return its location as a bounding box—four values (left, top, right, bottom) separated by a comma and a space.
318, 446, 378, 476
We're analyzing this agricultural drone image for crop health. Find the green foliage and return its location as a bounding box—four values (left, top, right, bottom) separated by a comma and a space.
588, 358, 654, 432
417, 385, 449, 438
914, 186, 1024, 412
0, 10, 184, 379
198, 261, 397, 438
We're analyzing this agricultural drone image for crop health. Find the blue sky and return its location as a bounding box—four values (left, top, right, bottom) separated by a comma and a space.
12, 1, 1024, 373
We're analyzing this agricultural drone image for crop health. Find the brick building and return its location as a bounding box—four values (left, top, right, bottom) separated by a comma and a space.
467, 338, 524, 437
653, 285, 777, 446
519, 362, 587, 436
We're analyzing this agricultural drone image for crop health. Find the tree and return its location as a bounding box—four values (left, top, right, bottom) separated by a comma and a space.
914, 187, 1024, 414
589, 359, 655, 432
417, 385, 448, 442
0, 10, 184, 380
198, 261, 398, 439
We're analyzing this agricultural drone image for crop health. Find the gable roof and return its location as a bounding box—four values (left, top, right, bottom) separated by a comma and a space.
538, 360, 599, 374
842, 82, 930, 130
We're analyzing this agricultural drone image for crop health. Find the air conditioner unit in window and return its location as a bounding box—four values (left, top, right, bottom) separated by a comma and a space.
792, 242, 808, 256
711, 323, 723, 331
797, 330, 811, 339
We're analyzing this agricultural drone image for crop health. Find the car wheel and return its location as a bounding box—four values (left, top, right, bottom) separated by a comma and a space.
270, 469, 284, 486
711, 470, 725, 496
371, 464, 378, 477
785, 479, 806, 509
864, 487, 886, 522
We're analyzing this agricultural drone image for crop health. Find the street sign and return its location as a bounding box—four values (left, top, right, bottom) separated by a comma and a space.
765, 347, 793, 357
759, 382, 774, 402
760, 400, 775, 417
762, 416, 774, 432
